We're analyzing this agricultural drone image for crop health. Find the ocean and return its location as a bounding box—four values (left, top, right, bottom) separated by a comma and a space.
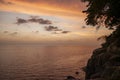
0, 44, 95, 80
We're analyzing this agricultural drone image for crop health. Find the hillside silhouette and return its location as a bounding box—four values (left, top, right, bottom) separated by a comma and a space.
81, 0, 120, 80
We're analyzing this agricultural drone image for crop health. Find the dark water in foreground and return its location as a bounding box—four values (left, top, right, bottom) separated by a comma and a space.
0, 45, 94, 80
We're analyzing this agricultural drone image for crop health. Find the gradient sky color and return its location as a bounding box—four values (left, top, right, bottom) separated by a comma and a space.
0, 0, 112, 46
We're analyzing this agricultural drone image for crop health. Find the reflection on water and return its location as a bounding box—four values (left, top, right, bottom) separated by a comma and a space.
0, 45, 94, 80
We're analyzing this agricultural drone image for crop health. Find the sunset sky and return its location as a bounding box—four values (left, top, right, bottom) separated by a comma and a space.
0, 0, 112, 46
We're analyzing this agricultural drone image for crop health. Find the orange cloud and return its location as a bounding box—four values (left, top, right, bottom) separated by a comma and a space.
14, 0, 86, 11
0, 0, 86, 18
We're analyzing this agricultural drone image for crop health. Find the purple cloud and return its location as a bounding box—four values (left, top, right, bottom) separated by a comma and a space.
16, 16, 52, 25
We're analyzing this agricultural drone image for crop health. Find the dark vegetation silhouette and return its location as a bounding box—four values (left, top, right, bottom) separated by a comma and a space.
81, 0, 120, 30
81, 0, 120, 80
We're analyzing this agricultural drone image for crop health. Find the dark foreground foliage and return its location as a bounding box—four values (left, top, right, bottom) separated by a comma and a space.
81, 0, 120, 80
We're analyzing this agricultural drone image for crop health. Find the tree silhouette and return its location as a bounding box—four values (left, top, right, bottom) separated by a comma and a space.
81, 1, 120, 80
81, 0, 120, 30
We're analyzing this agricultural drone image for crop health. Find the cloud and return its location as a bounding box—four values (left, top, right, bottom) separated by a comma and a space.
10, 32, 18, 36
44, 25, 70, 34
62, 31, 70, 34
28, 16, 52, 24
0, 0, 86, 19
15, 16, 52, 25
0, 0, 5, 3
15, 0, 85, 11
3, 31, 8, 33
44, 26, 61, 31
15, 16, 70, 34
7, 2, 13, 5
31, 30, 39, 34
0, 0, 14, 5
16, 18, 28, 25
82, 26, 86, 29
35, 31, 39, 33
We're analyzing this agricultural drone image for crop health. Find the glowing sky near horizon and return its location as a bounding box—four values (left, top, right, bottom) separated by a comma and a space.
0, 0, 112, 45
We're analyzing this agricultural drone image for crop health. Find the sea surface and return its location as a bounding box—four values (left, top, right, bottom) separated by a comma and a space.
0, 44, 95, 80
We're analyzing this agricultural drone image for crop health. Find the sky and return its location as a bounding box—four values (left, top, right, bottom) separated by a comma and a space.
0, 0, 112, 46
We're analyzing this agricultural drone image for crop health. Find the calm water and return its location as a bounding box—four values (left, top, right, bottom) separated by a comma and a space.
0, 45, 94, 80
